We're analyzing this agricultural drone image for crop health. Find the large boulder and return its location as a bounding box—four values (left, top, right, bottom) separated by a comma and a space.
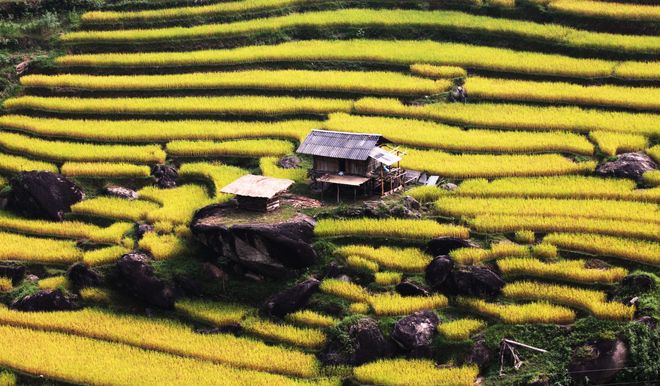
67, 263, 103, 289
425, 256, 454, 289
0, 265, 25, 286
440, 265, 505, 299
6, 171, 84, 221
569, 339, 628, 384
192, 207, 318, 278
262, 278, 320, 318
596, 152, 657, 181
465, 338, 494, 369
277, 155, 301, 169
11, 289, 79, 311
105, 185, 138, 200
426, 237, 479, 257
621, 273, 656, 294
151, 164, 178, 189
396, 280, 430, 297
320, 317, 391, 366
116, 252, 175, 309
391, 311, 439, 356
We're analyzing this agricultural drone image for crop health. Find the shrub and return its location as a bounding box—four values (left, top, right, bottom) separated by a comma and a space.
437, 319, 487, 341
497, 258, 627, 284
456, 297, 576, 324
354, 359, 478, 386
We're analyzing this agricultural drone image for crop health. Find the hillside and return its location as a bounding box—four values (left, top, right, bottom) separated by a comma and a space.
0, 0, 658, 385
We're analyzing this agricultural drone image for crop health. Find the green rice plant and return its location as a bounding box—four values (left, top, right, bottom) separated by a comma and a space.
643, 170, 660, 187
407, 185, 446, 204
0, 231, 81, 264
497, 258, 628, 284
450, 241, 530, 265
354, 98, 660, 136
335, 245, 433, 272
38, 276, 69, 290
175, 299, 251, 327
315, 218, 469, 240
349, 303, 370, 314
0, 277, 12, 292
0, 114, 314, 143
437, 319, 486, 341
241, 317, 326, 349
543, 232, 660, 266
589, 131, 648, 156
139, 184, 213, 224
648, 145, 660, 163
354, 359, 478, 386
286, 310, 339, 329
260, 157, 307, 182
466, 76, 660, 111
0, 132, 165, 164
470, 214, 660, 241
410, 64, 466, 78
547, 0, 660, 22
0, 307, 319, 378
324, 113, 594, 155
21, 70, 452, 96
179, 162, 248, 200
71, 197, 160, 222
0, 211, 133, 244
346, 255, 379, 273
320, 279, 369, 302
514, 230, 535, 244
0, 152, 57, 174
368, 293, 448, 316
3, 95, 352, 116
502, 281, 635, 320
83, 246, 131, 266
138, 232, 189, 260
79, 287, 113, 304
373, 272, 402, 286
61, 162, 151, 178
167, 139, 294, 158
454, 176, 660, 202
0, 370, 16, 386
456, 297, 576, 324
531, 243, 558, 259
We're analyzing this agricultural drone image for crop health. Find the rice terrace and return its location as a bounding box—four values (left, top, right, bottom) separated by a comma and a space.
0, 0, 659, 384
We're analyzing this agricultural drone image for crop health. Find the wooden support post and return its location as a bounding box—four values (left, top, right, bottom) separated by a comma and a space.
337, 185, 340, 203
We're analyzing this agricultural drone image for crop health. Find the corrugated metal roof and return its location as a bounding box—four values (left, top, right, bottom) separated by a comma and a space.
369, 147, 401, 166
296, 130, 389, 160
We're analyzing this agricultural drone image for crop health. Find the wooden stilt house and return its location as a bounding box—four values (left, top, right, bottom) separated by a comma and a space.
220, 174, 294, 212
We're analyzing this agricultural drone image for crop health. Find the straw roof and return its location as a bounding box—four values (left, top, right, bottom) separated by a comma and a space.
220, 174, 294, 199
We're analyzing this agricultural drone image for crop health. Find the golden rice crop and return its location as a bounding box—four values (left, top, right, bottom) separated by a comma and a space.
589, 131, 648, 156
354, 359, 478, 386
38, 276, 69, 290
450, 241, 531, 265
548, 0, 660, 22
139, 184, 213, 224
497, 257, 628, 284
648, 145, 660, 163
335, 245, 433, 272
0, 231, 81, 264
0, 307, 319, 377
466, 76, 660, 111
346, 255, 379, 273
167, 139, 294, 158
349, 303, 370, 314
437, 319, 486, 341
454, 176, 660, 202
531, 243, 558, 259
79, 287, 113, 303
3, 95, 352, 116
138, 232, 189, 260
0, 277, 12, 292
470, 214, 660, 241
615, 61, 660, 81
354, 98, 660, 136
83, 246, 130, 266
0, 325, 323, 385
0, 211, 132, 244
21, 70, 452, 96
407, 185, 446, 203
514, 230, 535, 244
260, 157, 307, 182
320, 279, 370, 302
61, 162, 151, 178
543, 232, 660, 266
435, 196, 660, 224
456, 297, 576, 324
324, 113, 594, 155
643, 170, 660, 187
410, 64, 467, 78
178, 162, 247, 200
374, 272, 403, 286
401, 148, 595, 178
503, 281, 635, 320
0, 152, 57, 174
0, 370, 15, 386
368, 293, 448, 316
175, 299, 251, 327
0, 132, 165, 163
71, 197, 160, 222
315, 218, 469, 240
241, 318, 326, 349
286, 310, 339, 329
0, 114, 314, 143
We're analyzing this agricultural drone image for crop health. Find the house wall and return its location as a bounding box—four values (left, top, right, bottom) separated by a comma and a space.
313, 156, 378, 177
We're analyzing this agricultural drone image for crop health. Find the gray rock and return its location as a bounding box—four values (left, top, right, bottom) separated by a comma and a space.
105, 185, 138, 200
151, 164, 178, 189
426, 237, 479, 257
67, 262, 102, 289
391, 311, 439, 355
596, 152, 656, 181
277, 155, 301, 169
261, 278, 320, 318
440, 183, 458, 191
116, 252, 176, 309
569, 339, 628, 384
440, 265, 505, 300
396, 280, 430, 297
425, 256, 454, 289
7, 171, 84, 221
11, 289, 79, 312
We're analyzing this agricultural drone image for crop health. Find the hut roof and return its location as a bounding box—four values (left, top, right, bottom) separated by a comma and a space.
296, 130, 391, 160
220, 174, 294, 199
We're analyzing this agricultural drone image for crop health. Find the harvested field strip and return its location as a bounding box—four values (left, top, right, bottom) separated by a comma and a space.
0, 307, 320, 378
334, 245, 433, 272
497, 257, 628, 284
450, 241, 533, 265
0, 152, 58, 174
466, 77, 660, 111
83, 245, 131, 266
179, 162, 247, 199
434, 196, 660, 224
368, 293, 448, 316
543, 232, 660, 266
588, 131, 648, 156
175, 299, 251, 327
72, 197, 160, 222
137, 232, 189, 260
241, 318, 326, 349
65, 9, 660, 55
286, 310, 338, 329
0, 211, 132, 244
0, 115, 314, 143
502, 281, 635, 320
353, 359, 478, 386
167, 139, 294, 158
55, 40, 657, 80
0, 132, 166, 164
402, 148, 596, 178
0, 325, 325, 385
456, 297, 576, 324
324, 113, 594, 155
138, 184, 212, 224
21, 71, 452, 96
0, 231, 82, 264
454, 176, 660, 202
437, 319, 486, 341
547, 0, 660, 22
354, 98, 660, 136
3, 96, 353, 116
470, 214, 660, 241
260, 157, 307, 182
315, 218, 469, 240
61, 162, 151, 178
